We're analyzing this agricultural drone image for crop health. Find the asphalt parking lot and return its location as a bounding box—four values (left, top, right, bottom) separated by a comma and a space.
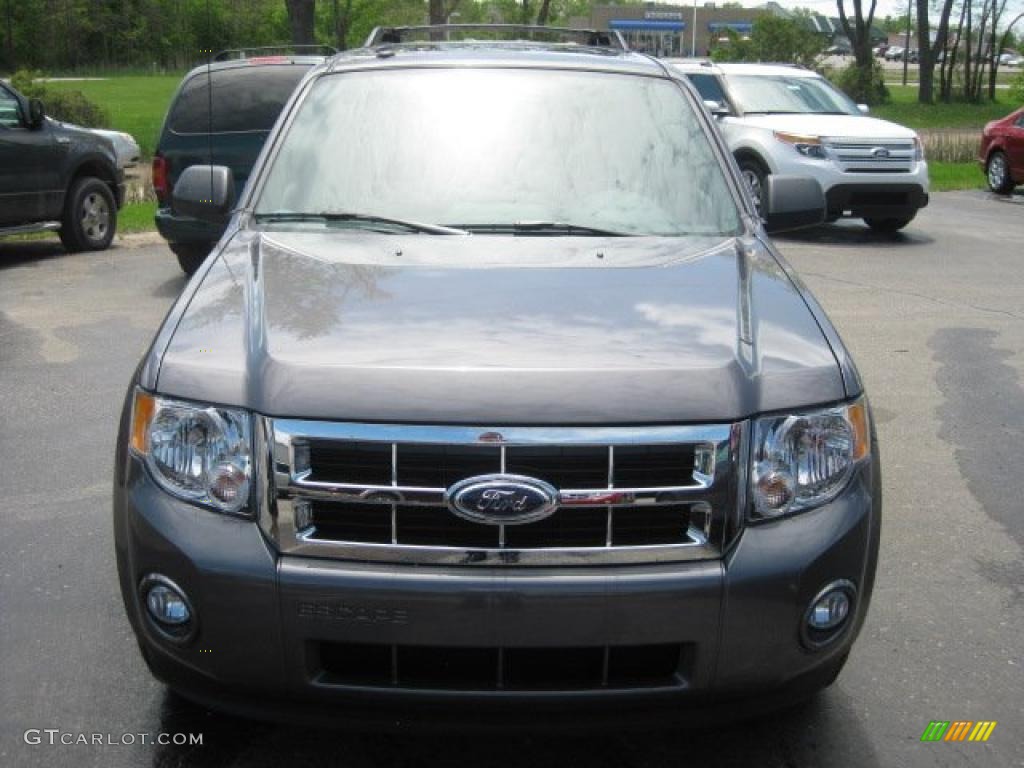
1, 190, 1022, 768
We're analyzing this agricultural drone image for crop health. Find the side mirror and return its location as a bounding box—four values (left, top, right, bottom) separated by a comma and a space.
857, 103, 870, 114
28, 98, 45, 129
172, 165, 236, 222
703, 99, 729, 118
762, 175, 826, 234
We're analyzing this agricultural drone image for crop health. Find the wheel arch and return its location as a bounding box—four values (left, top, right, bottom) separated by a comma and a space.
66, 154, 122, 207
733, 146, 774, 175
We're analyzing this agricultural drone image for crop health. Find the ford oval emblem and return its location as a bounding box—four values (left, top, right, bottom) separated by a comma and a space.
446, 474, 559, 526
871, 146, 890, 158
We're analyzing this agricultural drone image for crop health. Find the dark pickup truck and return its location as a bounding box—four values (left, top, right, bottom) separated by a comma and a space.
114, 26, 880, 727
0, 81, 123, 251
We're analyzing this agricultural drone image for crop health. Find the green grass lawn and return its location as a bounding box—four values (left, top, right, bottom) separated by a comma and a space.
44, 75, 181, 158
882, 69, 1017, 85
118, 201, 157, 233
929, 161, 986, 192
873, 85, 1018, 131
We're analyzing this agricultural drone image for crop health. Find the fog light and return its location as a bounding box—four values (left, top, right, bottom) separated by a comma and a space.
802, 580, 856, 649
810, 590, 850, 630
146, 585, 190, 625
140, 575, 196, 642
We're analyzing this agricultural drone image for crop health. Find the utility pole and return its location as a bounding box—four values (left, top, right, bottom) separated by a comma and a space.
902, 0, 912, 86
692, 1, 697, 56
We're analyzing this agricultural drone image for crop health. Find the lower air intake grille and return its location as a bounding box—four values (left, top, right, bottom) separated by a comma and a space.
316, 642, 687, 690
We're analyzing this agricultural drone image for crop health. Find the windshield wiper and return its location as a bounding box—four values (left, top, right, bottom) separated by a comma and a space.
454, 221, 629, 236
255, 212, 468, 235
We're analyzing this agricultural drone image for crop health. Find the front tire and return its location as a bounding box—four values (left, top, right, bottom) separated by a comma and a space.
170, 243, 213, 275
59, 177, 116, 252
737, 157, 769, 216
864, 215, 915, 233
986, 151, 1015, 194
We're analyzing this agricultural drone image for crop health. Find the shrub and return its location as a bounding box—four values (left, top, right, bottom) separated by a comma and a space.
1010, 70, 1024, 104
8, 69, 109, 128
40, 89, 110, 127
10, 69, 47, 99
832, 59, 890, 106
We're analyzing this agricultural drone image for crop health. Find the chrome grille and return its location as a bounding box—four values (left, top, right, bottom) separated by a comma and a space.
258, 420, 745, 566
825, 137, 916, 173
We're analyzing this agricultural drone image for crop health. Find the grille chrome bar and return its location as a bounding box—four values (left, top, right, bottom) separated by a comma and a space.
287, 476, 714, 507
260, 419, 743, 566
824, 137, 916, 174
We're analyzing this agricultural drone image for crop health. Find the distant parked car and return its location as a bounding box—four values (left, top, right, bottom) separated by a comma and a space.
0, 80, 124, 251
873, 44, 889, 57
668, 60, 929, 232
885, 47, 904, 62
979, 106, 1024, 194
153, 46, 334, 273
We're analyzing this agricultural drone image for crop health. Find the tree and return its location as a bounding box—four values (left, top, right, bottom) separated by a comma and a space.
836, 0, 878, 69
915, 0, 956, 103
285, 0, 315, 44
712, 16, 826, 69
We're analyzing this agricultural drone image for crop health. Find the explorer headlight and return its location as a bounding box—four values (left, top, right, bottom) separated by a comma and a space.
774, 131, 828, 159
129, 389, 252, 515
750, 398, 870, 520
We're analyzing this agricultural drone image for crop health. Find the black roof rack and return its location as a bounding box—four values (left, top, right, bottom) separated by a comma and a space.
364, 24, 628, 51
213, 45, 338, 62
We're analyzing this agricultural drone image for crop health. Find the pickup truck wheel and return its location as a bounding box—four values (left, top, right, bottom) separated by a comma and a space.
737, 158, 768, 216
59, 177, 116, 252
171, 243, 213, 275
986, 151, 1015, 194
863, 215, 915, 233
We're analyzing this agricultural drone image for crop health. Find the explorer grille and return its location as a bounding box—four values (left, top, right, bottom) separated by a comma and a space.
825, 137, 916, 173
259, 420, 745, 566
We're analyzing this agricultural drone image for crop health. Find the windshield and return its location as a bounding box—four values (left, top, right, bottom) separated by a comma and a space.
254, 68, 741, 236
727, 74, 859, 115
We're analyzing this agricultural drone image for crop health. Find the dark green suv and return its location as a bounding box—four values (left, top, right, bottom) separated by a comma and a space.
153, 50, 330, 273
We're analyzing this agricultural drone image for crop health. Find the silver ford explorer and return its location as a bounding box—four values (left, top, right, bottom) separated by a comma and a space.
114, 25, 880, 726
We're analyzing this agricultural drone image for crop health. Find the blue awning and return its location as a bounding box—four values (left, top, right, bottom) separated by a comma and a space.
609, 20, 686, 32
708, 22, 753, 33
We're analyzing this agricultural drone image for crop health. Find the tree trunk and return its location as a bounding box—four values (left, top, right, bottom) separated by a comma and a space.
4, 0, 13, 69
918, 0, 955, 104
429, 0, 445, 25
285, 0, 316, 46
536, 0, 552, 26
836, 0, 878, 69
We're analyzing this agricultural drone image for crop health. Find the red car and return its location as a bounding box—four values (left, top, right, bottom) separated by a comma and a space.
979, 106, 1024, 194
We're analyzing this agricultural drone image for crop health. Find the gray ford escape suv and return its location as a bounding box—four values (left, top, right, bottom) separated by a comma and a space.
114, 25, 880, 725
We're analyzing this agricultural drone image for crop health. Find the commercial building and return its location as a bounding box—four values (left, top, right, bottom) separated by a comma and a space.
573, 3, 777, 58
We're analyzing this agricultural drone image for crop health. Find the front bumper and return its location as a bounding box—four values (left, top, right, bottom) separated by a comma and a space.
114, 450, 880, 726
766, 152, 930, 219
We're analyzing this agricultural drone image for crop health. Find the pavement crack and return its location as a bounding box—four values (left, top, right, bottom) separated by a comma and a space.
799, 271, 1024, 321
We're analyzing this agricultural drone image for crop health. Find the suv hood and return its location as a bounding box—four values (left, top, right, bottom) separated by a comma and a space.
738, 113, 918, 140
153, 230, 847, 424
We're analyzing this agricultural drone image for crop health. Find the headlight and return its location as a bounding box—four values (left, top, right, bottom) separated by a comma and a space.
129, 389, 252, 515
774, 131, 828, 159
912, 136, 924, 162
750, 398, 870, 520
